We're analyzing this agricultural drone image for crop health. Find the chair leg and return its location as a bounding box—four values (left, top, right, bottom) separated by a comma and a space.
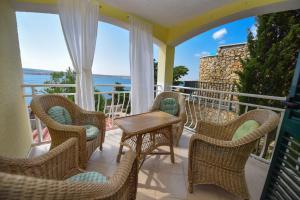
116, 144, 123, 163
168, 126, 175, 163
188, 183, 193, 193
117, 133, 125, 163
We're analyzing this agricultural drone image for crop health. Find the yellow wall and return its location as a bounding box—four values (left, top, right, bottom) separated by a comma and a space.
0, 0, 32, 157
157, 44, 175, 90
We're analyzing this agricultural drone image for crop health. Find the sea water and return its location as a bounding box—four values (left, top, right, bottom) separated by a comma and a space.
23, 68, 131, 105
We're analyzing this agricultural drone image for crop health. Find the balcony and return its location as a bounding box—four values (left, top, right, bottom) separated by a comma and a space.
2, 1, 300, 199
22, 82, 285, 199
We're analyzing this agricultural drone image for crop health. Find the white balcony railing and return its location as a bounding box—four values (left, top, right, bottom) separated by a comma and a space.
22, 84, 162, 144
171, 85, 286, 163
23, 83, 286, 163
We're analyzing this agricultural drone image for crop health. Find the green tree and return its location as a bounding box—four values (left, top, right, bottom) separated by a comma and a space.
153, 59, 189, 85
43, 67, 105, 111
173, 65, 189, 85
44, 67, 76, 101
237, 10, 300, 108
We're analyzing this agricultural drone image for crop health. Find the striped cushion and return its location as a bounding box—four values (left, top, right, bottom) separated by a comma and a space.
67, 172, 107, 184
159, 98, 179, 116
84, 125, 100, 140
48, 106, 72, 125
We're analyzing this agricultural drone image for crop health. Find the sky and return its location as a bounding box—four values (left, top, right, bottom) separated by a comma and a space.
16, 12, 256, 80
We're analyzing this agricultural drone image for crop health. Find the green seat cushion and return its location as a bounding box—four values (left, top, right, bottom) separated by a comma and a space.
48, 106, 72, 125
159, 98, 179, 116
232, 120, 260, 141
67, 172, 107, 184
84, 125, 100, 141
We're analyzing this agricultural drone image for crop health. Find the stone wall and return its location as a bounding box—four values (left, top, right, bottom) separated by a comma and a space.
199, 43, 249, 84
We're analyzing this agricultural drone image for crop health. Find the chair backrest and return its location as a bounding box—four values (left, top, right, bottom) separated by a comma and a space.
152, 91, 186, 119
30, 94, 80, 125
231, 109, 280, 144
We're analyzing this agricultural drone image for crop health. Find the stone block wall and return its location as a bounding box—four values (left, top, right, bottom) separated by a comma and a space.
199, 43, 249, 84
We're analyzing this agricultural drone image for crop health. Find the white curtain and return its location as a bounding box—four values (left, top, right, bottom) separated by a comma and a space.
129, 16, 154, 114
58, 0, 99, 111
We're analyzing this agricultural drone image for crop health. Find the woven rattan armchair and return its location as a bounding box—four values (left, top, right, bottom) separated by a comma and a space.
150, 91, 186, 146
188, 109, 279, 199
30, 94, 106, 168
0, 138, 138, 200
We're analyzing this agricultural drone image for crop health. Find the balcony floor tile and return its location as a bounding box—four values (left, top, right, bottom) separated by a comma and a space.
29, 128, 268, 200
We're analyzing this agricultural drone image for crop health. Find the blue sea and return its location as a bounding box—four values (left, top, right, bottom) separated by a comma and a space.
23, 68, 131, 104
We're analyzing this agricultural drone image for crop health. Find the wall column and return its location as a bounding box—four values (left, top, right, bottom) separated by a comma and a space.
0, 0, 32, 157
157, 43, 175, 91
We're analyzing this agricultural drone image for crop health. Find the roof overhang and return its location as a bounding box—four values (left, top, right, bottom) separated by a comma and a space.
13, 0, 300, 46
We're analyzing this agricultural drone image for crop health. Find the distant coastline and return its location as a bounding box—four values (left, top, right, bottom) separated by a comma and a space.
23, 68, 131, 78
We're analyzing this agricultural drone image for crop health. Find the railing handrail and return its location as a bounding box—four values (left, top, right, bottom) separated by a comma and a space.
94, 84, 131, 87
171, 85, 286, 101
94, 91, 130, 95
23, 83, 162, 88
181, 93, 285, 112
22, 83, 76, 87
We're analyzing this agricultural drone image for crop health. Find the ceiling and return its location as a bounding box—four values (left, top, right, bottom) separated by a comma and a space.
101, 0, 235, 27
14, 0, 300, 45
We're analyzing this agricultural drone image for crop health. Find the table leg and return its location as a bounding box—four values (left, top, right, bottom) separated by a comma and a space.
136, 134, 142, 162
168, 125, 175, 163
116, 132, 125, 163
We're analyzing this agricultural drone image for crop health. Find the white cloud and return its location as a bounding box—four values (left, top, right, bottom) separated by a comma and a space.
250, 24, 257, 38
212, 28, 227, 40
194, 51, 210, 58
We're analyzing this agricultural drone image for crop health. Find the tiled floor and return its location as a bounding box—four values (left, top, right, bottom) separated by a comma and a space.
30, 129, 269, 200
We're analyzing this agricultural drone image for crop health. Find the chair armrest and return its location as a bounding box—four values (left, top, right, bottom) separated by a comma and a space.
0, 138, 80, 180
0, 151, 138, 199
77, 110, 105, 124
76, 110, 106, 133
41, 116, 87, 139
189, 134, 255, 171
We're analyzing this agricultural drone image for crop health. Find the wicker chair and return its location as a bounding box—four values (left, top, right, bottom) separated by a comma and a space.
188, 109, 279, 199
0, 138, 138, 200
30, 94, 106, 168
150, 91, 187, 146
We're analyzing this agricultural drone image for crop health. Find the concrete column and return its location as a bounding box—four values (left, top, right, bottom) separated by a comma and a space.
0, 0, 32, 157
157, 43, 175, 91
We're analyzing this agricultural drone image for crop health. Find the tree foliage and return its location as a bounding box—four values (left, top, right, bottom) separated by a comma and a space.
44, 67, 76, 101
153, 59, 189, 85
43, 67, 105, 111
236, 10, 300, 108
173, 65, 189, 85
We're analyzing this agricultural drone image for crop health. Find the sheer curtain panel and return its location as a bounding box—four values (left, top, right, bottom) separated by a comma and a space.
129, 16, 154, 114
58, 0, 99, 111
